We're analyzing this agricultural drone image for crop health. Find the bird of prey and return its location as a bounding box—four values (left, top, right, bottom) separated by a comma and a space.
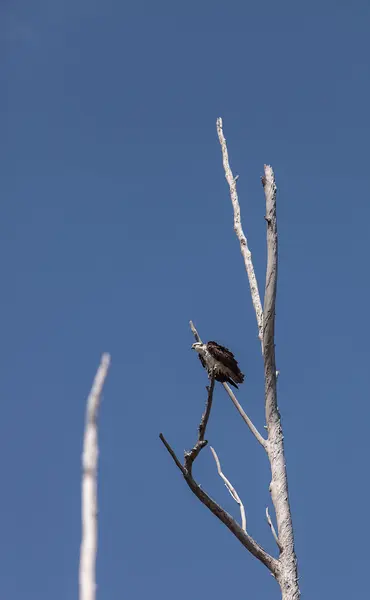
191, 340, 245, 389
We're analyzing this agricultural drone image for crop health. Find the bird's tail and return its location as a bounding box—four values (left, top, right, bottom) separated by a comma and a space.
226, 377, 239, 389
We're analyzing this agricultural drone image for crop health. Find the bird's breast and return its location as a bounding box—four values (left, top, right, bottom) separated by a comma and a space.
204, 350, 219, 370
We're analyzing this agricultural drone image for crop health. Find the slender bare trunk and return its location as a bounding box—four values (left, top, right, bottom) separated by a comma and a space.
263, 165, 299, 599
79, 354, 111, 600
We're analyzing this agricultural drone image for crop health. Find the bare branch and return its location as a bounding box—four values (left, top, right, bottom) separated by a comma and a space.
216, 117, 264, 349
160, 358, 278, 577
184, 375, 215, 473
189, 320, 202, 343
262, 164, 300, 598
184, 475, 279, 576
210, 446, 247, 532
161, 375, 215, 477
159, 433, 186, 475
79, 353, 111, 600
266, 507, 282, 552
198, 378, 215, 442
159, 434, 279, 577
222, 382, 268, 450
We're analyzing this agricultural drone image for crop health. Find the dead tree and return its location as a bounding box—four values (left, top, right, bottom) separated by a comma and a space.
160, 118, 300, 600
79, 353, 111, 600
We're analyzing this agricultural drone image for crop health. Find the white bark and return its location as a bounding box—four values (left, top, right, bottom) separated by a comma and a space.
160, 397, 279, 577
222, 382, 267, 450
216, 117, 264, 350
266, 507, 282, 552
262, 165, 299, 599
217, 122, 300, 598
210, 446, 247, 532
162, 122, 300, 599
79, 353, 111, 600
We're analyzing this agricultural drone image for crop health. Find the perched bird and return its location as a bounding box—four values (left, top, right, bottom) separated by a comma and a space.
191, 340, 245, 389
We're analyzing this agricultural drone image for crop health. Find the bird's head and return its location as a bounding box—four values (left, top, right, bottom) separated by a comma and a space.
191, 342, 205, 353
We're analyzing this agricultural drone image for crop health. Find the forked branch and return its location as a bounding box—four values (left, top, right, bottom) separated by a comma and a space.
162, 123, 299, 598
159, 431, 278, 576
159, 372, 278, 577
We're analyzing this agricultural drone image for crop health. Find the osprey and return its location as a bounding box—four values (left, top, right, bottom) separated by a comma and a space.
191, 340, 245, 389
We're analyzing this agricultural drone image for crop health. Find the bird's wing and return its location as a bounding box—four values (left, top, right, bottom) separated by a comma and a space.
207, 341, 237, 367
207, 341, 245, 383
198, 353, 207, 370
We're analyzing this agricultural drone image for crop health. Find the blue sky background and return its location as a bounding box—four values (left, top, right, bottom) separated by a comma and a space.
1, 1, 370, 598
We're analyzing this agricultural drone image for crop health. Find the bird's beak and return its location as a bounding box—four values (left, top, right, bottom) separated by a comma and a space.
191, 343, 196, 350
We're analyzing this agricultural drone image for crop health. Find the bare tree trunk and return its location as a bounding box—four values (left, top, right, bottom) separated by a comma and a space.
263, 168, 299, 599
79, 354, 111, 600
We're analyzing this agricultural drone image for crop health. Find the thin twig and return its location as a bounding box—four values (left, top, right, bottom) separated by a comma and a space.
216, 117, 264, 350
222, 383, 268, 451
266, 507, 283, 552
79, 353, 111, 600
210, 446, 247, 532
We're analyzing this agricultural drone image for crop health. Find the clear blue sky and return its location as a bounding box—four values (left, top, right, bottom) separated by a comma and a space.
1, 1, 369, 598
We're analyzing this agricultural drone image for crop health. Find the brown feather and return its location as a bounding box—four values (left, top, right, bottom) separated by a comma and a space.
207, 341, 245, 385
